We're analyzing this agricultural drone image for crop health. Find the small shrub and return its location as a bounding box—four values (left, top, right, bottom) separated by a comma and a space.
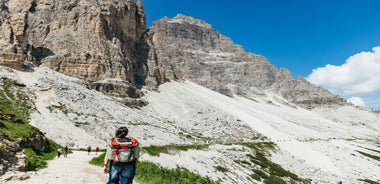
143, 144, 209, 156
252, 169, 269, 179
250, 173, 261, 181
215, 165, 228, 173
251, 158, 268, 168
357, 150, 380, 161
358, 179, 380, 184
24, 148, 47, 170
143, 145, 168, 156
263, 175, 287, 184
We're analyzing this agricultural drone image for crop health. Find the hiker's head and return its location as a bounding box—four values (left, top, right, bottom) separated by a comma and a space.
115, 127, 129, 138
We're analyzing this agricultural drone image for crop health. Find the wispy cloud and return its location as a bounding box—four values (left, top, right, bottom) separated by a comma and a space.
306, 47, 380, 109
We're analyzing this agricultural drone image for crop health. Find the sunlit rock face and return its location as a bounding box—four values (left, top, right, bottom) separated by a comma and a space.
0, 0, 148, 86
147, 14, 345, 108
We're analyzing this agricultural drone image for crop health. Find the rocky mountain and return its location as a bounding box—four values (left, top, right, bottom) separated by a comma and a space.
146, 14, 346, 108
1, 0, 344, 108
1, 0, 380, 184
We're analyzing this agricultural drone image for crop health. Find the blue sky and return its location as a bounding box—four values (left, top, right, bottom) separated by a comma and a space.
143, 0, 380, 109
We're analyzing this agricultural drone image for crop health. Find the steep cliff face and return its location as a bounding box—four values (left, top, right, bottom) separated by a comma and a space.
0, 2, 345, 106
147, 14, 346, 107
0, 0, 148, 89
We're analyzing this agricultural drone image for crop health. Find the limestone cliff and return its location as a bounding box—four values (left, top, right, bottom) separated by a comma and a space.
147, 14, 346, 108
0, 2, 346, 107
0, 0, 148, 96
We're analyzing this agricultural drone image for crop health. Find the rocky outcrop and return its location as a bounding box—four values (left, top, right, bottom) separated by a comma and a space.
274, 77, 346, 109
19, 133, 49, 152
0, 0, 148, 96
0, 132, 49, 175
0, 139, 27, 175
147, 14, 346, 107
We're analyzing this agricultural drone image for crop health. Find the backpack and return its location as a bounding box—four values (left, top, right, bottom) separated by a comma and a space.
111, 136, 139, 163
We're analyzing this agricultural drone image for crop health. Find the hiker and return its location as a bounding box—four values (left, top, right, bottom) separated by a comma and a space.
103, 127, 140, 184
96, 146, 100, 155
57, 147, 62, 158
64, 146, 69, 158
87, 145, 92, 155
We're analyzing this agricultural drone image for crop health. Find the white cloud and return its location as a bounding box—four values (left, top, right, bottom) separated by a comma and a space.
307, 46, 380, 95
347, 97, 365, 107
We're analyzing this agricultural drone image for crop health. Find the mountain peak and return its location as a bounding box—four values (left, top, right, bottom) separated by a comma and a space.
166, 14, 212, 28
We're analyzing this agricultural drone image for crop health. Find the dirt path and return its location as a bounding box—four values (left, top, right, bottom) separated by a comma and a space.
5, 151, 108, 184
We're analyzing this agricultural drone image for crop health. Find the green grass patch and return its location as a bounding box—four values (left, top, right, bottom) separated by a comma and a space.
240, 142, 310, 184
143, 144, 209, 156
136, 161, 219, 184
0, 119, 40, 140
215, 165, 228, 173
359, 179, 380, 184
364, 147, 380, 154
89, 152, 107, 166
263, 175, 287, 184
234, 159, 251, 165
23, 139, 60, 170
24, 148, 47, 170
252, 169, 269, 179
90, 153, 219, 184
357, 150, 380, 162
250, 173, 261, 181
0, 78, 38, 140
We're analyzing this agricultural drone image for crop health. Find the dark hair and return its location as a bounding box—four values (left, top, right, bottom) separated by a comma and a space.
115, 127, 129, 138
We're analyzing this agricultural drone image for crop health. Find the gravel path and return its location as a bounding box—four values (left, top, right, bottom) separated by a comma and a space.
5, 151, 108, 184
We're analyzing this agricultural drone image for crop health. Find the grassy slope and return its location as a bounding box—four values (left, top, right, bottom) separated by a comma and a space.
90, 143, 311, 184
0, 77, 59, 170
90, 149, 219, 184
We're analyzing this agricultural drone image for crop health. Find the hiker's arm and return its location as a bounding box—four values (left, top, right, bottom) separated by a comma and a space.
103, 152, 109, 166
103, 152, 109, 173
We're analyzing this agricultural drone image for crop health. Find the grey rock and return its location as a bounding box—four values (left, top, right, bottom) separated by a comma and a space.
147, 14, 346, 108
0, 0, 148, 97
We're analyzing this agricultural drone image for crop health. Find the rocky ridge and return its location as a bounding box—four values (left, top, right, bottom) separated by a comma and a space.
146, 14, 346, 108
0, 1, 346, 107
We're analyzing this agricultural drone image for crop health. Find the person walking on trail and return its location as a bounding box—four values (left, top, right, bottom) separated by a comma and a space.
87, 145, 92, 155
96, 146, 100, 155
64, 146, 69, 158
57, 147, 62, 158
103, 127, 140, 184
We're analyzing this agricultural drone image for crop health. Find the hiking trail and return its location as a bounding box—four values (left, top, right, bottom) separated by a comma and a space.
5, 151, 108, 184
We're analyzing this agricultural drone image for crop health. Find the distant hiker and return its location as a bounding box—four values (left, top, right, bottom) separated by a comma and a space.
64, 146, 69, 158
57, 147, 62, 158
96, 146, 100, 155
87, 145, 92, 155
103, 127, 140, 184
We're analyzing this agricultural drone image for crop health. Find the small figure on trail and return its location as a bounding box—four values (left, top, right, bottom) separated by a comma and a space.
96, 146, 100, 155
87, 145, 92, 155
57, 147, 62, 158
103, 127, 140, 184
64, 146, 69, 158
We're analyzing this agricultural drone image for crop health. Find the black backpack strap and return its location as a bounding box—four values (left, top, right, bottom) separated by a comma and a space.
127, 146, 134, 161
